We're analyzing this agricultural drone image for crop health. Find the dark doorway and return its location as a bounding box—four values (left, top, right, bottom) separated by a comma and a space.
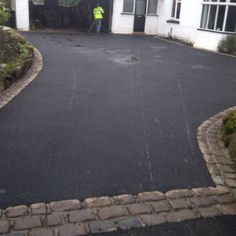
133, 0, 146, 32
29, 0, 112, 32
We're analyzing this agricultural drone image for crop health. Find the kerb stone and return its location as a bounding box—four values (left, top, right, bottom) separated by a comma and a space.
69, 209, 95, 223
47, 213, 65, 226
0, 220, 10, 233
191, 197, 216, 208
3, 233, 26, 236
150, 200, 171, 213
198, 206, 223, 218
166, 190, 193, 199
13, 216, 41, 230
117, 217, 142, 230
127, 203, 152, 215
226, 179, 236, 188
85, 197, 112, 208
169, 198, 192, 210
213, 193, 235, 204
112, 195, 136, 205
224, 173, 236, 179
138, 191, 165, 202
166, 209, 198, 223
217, 203, 236, 215
219, 165, 235, 173
29, 228, 54, 236
50, 200, 81, 212
89, 220, 117, 234
31, 203, 47, 215
6, 206, 28, 218
97, 206, 126, 220
215, 186, 230, 195
58, 223, 87, 236
192, 187, 216, 197
139, 214, 166, 226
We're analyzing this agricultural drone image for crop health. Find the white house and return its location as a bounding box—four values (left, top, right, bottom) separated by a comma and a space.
11, 0, 236, 51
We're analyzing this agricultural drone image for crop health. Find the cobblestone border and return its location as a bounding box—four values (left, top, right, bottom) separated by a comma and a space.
197, 107, 236, 194
0, 47, 43, 109
0, 48, 236, 235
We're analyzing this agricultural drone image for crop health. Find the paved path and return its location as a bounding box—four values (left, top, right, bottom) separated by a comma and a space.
0, 33, 236, 209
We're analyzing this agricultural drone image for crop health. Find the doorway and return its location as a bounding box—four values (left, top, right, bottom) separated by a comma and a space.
29, 0, 112, 32
133, 0, 147, 32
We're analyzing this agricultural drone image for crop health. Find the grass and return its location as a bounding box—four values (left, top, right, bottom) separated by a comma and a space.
221, 110, 236, 166
160, 36, 194, 47
0, 28, 34, 92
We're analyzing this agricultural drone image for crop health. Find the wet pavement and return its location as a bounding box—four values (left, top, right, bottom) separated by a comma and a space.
0, 33, 236, 208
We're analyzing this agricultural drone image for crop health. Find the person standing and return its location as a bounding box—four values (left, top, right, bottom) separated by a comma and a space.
93, 3, 104, 33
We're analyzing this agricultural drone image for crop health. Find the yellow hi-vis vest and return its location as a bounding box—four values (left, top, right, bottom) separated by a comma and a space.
93, 6, 104, 20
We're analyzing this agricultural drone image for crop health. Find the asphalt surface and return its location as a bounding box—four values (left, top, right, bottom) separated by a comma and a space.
97, 216, 236, 236
0, 33, 236, 208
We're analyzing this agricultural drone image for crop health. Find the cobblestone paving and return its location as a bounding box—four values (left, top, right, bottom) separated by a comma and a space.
0, 47, 236, 235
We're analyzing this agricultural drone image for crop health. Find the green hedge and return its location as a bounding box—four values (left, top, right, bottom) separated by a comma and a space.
218, 35, 236, 56
0, 28, 34, 92
222, 110, 236, 165
0, 0, 10, 26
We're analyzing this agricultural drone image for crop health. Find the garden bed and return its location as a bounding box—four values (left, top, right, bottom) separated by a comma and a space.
0, 28, 34, 92
222, 110, 236, 166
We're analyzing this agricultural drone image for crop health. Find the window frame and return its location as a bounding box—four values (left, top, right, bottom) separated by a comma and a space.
122, 0, 159, 16
171, 0, 182, 20
146, 0, 159, 15
122, 0, 135, 14
200, 0, 236, 33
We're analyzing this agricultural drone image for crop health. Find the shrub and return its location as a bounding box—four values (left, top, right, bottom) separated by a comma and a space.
0, 29, 34, 92
0, 0, 10, 26
222, 111, 236, 135
222, 111, 236, 165
228, 133, 236, 163
218, 35, 236, 55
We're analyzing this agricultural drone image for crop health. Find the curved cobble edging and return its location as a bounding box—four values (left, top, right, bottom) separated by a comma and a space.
197, 106, 236, 194
0, 108, 236, 235
0, 47, 43, 109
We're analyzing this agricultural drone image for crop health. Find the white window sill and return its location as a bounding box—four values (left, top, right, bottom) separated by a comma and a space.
146, 14, 159, 17
121, 12, 134, 15
166, 19, 180, 24
198, 28, 236, 34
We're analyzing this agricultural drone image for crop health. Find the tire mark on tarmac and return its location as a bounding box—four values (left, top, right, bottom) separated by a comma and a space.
178, 82, 196, 160
68, 61, 79, 110
139, 77, 155, 189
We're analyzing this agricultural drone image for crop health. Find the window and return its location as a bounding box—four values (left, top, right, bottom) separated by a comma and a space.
31, 0, 45, 5
171, 0, 182, 19
147, 0, 158, 14
123, 0, 135, 13
200, 0, 236, 32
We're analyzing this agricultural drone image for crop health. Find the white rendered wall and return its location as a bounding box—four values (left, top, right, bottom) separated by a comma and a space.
156, 0, 201, 43
111, 0, 226, 51
112, 0, 134, 34
145, 16, 159, 35
194, 30, 224, 51
15, 0, 30, 31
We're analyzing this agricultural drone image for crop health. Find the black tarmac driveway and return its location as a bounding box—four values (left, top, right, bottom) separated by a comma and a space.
0, 33, 236, 208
